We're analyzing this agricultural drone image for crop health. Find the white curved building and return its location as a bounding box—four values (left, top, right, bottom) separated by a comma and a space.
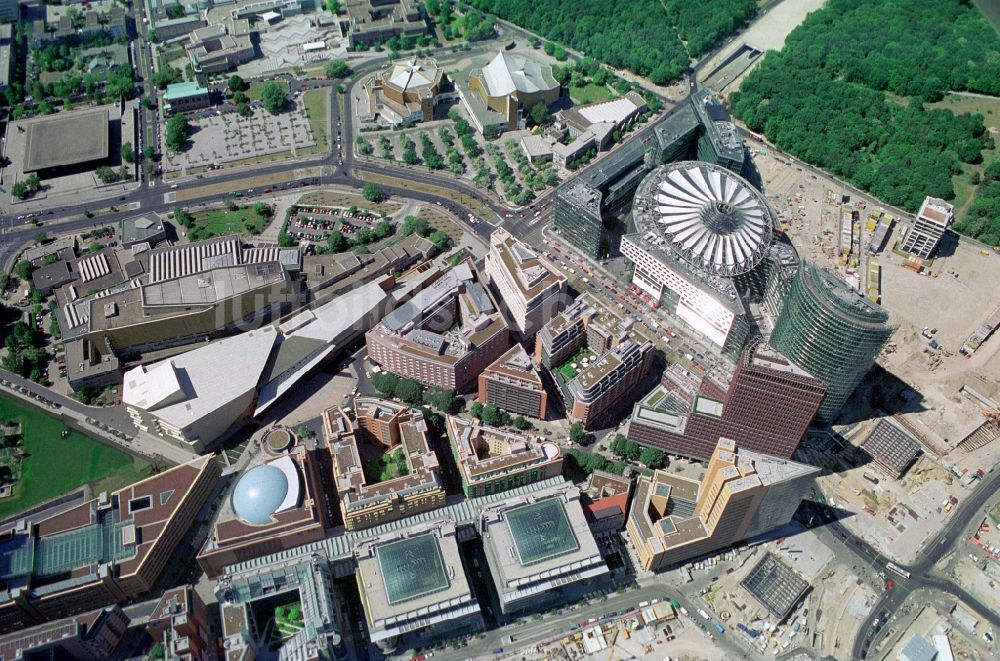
622, 161, 775, 352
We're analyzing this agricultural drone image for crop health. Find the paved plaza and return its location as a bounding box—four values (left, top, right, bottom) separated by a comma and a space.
164, 101, 316, 175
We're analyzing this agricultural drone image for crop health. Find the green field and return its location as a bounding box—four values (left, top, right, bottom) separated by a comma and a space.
301, 89, 329, 149
189, 206, 272, 240
0, 394, 150, 520
570, 84, 616, 105
247, 80, 290, 101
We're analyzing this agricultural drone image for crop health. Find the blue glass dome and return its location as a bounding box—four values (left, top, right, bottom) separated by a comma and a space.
231, 464, 289, 525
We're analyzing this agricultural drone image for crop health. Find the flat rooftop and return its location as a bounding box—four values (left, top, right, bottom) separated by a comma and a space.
24, 108, 110, 172
506, 498, 579, 566
378, 534, 449, 605
739, 552, 810, 621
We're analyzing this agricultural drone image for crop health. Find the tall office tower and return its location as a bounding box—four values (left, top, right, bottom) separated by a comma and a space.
626, 438, 819, 571
626, 341, 825, 461
900, 196, 953, 259
484, 227, 567, 336
622, 161, 775, 356
770, 262, 895, 423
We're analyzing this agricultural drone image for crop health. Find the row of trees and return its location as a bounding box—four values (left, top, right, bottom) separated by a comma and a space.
320, 219, 394, 253
954, 162, 1000, 247
370, 371, 456, 413
730, 0, 996, 216
402, 215, 451, 250
609, 434, 667, 469
469, 401, 531, 431
2, 321, 47, 383
564, 448, 625, 476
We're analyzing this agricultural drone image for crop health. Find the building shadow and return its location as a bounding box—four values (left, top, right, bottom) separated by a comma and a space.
832, 365, 926, 426
932, 230, 960, 259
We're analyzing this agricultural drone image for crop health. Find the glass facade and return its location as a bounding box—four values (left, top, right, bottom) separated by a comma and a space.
770, 262, 895, 423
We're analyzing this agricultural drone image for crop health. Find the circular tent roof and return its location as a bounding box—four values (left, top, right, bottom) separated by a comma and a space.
231, 464, 289, 526
638, 161, 773, 276
386, 58, 439, 91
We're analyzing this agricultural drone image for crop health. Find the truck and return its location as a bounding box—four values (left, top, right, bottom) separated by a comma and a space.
714, 623, 725, 634
698, 609, 710, 621
679, 607, 689, 617
863, 471, 880, 484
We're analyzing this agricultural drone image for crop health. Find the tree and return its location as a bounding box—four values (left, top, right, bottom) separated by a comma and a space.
362, 182, 383, 203
173, 207, 193, 228
470, 401, 484, 420
95, 166, 118, 184
324, 230, 348, 252
513, 415, 530, 430
120, 142, 134, 163
32, 231, 47, 245
151, 67, 179, 89
529, 102, 549, 126
228, 74, 245, 93
165, 115, 190, 151
14, 260, 33, 282
394, 378, 424, 405
402, 215, 430, 236
252, 202, 273, 217
236, 102, 252, 118
639, 446, 667, 469
259, 81, 287, 114
428, 230, 450, 250
423, 386, 454, 413
324, 59, 351, 79
143, 145, 155, 162
569, 422, 586, 445
165, 3, 185, 18
481, 403, 502, 426
327, 0, 341, 12
371, 372, 399, 397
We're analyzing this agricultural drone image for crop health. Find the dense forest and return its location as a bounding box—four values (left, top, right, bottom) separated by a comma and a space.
467, 0, 756, 83
955, 163, 1000, 246
730, 0, 1000, 242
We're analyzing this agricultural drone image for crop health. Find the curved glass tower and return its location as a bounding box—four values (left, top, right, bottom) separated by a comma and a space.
770, 262, 895, 423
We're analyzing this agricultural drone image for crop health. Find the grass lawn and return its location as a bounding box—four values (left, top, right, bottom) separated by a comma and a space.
0, 394, 150, 520
301, 89, 329, 149
991, 502, 1000, 526
188, 205, 273, 239
247, 80, 290, 102
570, 84, 616, 105
556, 347, 597, 382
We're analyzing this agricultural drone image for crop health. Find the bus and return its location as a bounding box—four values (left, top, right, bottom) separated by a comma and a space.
886, 562, 911, 579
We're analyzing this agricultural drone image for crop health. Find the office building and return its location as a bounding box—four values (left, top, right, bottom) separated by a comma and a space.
622, 161, 775, 354
484, 227, 567, 336
164, 81, 212, 114
216, 553, 346, 661
0, 0, 18, 23
899, 635, 938, 661
582, 493, 630, 539
355, 520, 483, 653
325, 400, 445, 531
478, 344, 548, 419
536, 294, 651, 428
0, 606, 128, 661
445, 415, 562, 497
366, 259, 510, 391
626, 438, 818, 571
121, 215, 167, 248
345, 0, 425, 48
860, 419, 921, 479
0, 456, 220, 632
146, 585, 217, 661
553, 89, 745, 258
0, 24, 13, 93
22, 108, 110, 177
626, 341, 825, 460
770, 262, 895, 422
197, 428, 330, 578
901, 196, 953, 259
480, 483, 609, 614
457, 50, 560, 135
565, 338, 653, 429
64, 337, 121, 390
123, 327, 279, 452
186, 20, 255, 75
361, 57, 446, 126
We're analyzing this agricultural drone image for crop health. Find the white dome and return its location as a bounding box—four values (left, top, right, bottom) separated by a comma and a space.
230, 455, 302, 526
638, 162, 773, 276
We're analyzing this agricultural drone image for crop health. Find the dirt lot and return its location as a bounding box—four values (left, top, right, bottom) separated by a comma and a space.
752, 146, 1000, 465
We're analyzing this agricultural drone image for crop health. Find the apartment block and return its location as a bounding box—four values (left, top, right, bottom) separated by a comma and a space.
626, 438, 818, 571
324, 400, 445, 531
0, 606, 128, 661
478, 344, 548, 419
484, 227, 567, 336
366, 259, 510, 391
445, 415, 562, 497
566, 339, 653, 429
146, 585, 217, 661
